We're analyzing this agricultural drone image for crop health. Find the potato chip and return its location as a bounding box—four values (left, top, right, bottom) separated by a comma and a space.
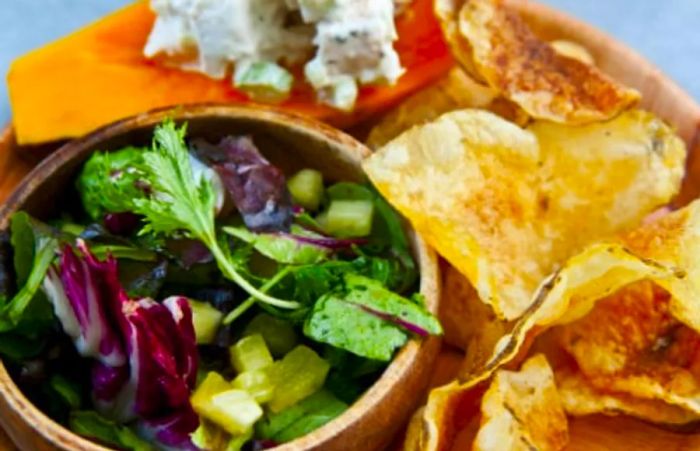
556, 280, 700, 415
363, 109, 685, 320
556, 368, 700, 425
410, 199, 700, 450
435, 0, 640, 124
473, 354, 568, 451
550, 40, 595, 65
366, 68, 496, 149
410, 355, 567, 450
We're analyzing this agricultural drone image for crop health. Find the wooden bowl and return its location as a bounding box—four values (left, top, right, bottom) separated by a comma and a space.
0, 105, 441, 451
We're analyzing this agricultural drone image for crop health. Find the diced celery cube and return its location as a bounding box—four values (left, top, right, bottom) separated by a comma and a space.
243, 314, 298, 357
315, 211, 329, 233
288, 169, 324, 211
191, 372, 232, 419
232, 369, 275, 404
325, 200, 374, 238
234, 61, 293, 103
229, 334, 274, 373
188, 299, 223, 345
208, 390, 263, 435
267, 345, 330, 412
226, 429, 253, 451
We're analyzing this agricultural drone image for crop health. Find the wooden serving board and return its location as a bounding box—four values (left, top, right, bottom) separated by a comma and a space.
2, 1, 700, 449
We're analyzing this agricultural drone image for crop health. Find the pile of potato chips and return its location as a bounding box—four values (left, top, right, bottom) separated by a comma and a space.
362, 0, 700, 449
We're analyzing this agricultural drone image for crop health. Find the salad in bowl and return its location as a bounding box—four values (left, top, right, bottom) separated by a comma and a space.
0, 108, 441, 450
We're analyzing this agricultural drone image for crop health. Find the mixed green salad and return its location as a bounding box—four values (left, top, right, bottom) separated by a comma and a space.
0, 120, 441, 450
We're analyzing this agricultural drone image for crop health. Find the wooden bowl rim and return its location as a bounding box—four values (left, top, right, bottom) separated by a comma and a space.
0, 104, 441, 451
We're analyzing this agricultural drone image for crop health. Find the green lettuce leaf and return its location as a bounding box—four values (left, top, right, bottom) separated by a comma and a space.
223, 226, 329, 265
1, 212, 58, 332
69, 411, 153, 451
256, 389, 347, 441
303, 274, 441, 360
77, 147, 150, 220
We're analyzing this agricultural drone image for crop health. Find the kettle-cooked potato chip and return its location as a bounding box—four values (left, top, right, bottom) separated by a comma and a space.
556, 367, 700, 425
435, 0, 639, 124
410, 198, 700, 451
473, 354, 568, 451
363, 109, 685, 321
557, 279, 700, 415
366, 68, 529, 149
366, 68, 497, 149
409, 355, 568, 450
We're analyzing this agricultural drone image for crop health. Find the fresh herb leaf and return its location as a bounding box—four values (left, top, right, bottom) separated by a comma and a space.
223, 226, 329, 265
129, 120, 299, 310
69, 411, 153, 451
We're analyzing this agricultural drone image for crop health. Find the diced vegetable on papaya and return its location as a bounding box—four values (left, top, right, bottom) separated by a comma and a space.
7, 0, 452, 145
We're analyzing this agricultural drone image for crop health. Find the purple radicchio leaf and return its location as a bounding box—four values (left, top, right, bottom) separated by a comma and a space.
42, 243, 126, 367
43, 240, 200, 448
103, 212, 142, 236
193, 136, 293, 232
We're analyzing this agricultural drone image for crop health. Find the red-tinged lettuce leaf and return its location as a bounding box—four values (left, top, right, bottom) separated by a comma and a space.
42, 245, 126, 367
193, 137, 293, 232
43, 240, 200, 448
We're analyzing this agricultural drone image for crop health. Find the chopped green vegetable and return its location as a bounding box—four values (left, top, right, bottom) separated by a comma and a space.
325, 200, 374, 238
223, 226, 328, 265
207, 389, 263, 435
188, 299, 223, 345
234, 61, 294, 103
243, 313, 298, 357
69, 411, 152, 451
226, 429, 253, 451
256, 389, 346, 441
229, 334, 274, 373
191, 420, 231, 451
232, 369, 275, 404
267, 345, 330, 412
191, 372, 232, 419
76, 147, 150, 220
288, 169, 324, 211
